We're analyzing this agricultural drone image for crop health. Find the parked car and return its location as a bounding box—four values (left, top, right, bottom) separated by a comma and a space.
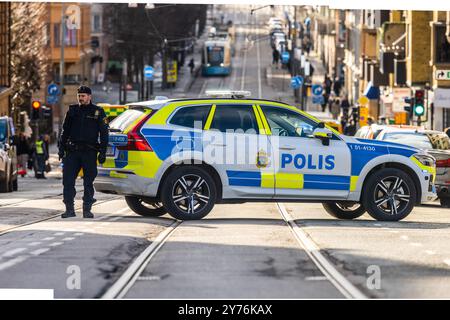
0, 116, 18, 192
376, 127, 450, 207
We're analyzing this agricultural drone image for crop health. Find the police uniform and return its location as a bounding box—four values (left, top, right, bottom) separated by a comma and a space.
59, 86, 109, 218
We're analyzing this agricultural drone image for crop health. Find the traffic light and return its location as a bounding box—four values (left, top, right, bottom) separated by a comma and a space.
414, 89, 425, 117
31, 100, 41, 120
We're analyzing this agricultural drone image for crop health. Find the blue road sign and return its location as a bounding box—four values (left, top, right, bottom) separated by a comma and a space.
281, 51, 290, 64
47, 83, 60, 96
144, 65, 154, 81
312, 96, 324, 105
296, 76, 304, 86
47, 95, 58, 105
291, 78, 300, 89
312, 84, 323, 96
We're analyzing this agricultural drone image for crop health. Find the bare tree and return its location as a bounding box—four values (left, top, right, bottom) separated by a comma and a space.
10, 2, 50, 113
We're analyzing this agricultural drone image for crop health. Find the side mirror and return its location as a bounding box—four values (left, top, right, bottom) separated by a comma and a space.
313, 127, 333, 146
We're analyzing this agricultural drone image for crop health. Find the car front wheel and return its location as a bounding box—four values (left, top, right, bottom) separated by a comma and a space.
362, 168, 416, 221
125, 196, 166, 217
322, 202, 366, 220
161, 166, 217, 220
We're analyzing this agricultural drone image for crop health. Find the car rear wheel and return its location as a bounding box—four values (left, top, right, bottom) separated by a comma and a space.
125, 196, 166, 217
362, 168, 416, 221
161, 166, 217, 220
322, 202, 366, 220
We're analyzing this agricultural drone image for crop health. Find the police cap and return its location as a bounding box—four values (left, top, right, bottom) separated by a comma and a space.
77, 85, 92, 95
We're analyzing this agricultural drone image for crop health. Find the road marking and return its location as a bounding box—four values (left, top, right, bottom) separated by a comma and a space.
374, 223, 382, 227
74, 233, 84, 236
28, 242, 42, 246
276, 203, 367, 299
101, 220, 181, 299
42, 237, 55, 241
0, 256, 28, 271
137, 275, 161, 281
62, 237, 75, 241
49, 242, 64, 247
54, 232, 65, 236
425, 250, 436, 255
2, 248, 27, 258
305, 276, 328, 281
31, 248, 50, 256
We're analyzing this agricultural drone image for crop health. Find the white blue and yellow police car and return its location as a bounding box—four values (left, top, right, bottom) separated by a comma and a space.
94, 92, 437, 221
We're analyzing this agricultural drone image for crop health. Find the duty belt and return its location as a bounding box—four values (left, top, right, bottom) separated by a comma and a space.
67, 142, 98, 152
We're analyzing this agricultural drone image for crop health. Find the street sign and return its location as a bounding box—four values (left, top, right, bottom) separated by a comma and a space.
46, 95, 58, 105
167, 61, 178, 83
435, 69, 450, 80
281, 51, 290, 64
312, 96, 324, 104
312, 84, 323, 96
290, 76, 304, 90
47, 84, 60, 96
144, 65, 154, 81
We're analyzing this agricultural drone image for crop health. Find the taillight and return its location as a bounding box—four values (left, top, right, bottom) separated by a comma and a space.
436, 158, 450, 167
118, 113, 153, 152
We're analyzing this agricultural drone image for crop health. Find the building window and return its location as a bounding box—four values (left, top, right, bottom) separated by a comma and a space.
436, 25, 450, 64
93, 14, 101, 33
54, 23, 77, 47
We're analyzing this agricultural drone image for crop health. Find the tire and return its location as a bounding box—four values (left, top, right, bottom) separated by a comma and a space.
322, 202, 366, 220
161, 166, 217, 220
362, 168, 416, 221
125, 196, 166, 217
439, 197, 450, 208
0, 165, 11, 193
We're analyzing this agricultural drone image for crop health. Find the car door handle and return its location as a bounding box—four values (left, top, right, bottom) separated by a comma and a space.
279, 146, 295, 150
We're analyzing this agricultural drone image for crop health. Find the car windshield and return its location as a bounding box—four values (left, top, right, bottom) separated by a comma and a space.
383, 132, 432, 149
0, 119, 6, 143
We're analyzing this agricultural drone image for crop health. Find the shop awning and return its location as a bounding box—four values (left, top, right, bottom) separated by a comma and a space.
363, 81, 380, 100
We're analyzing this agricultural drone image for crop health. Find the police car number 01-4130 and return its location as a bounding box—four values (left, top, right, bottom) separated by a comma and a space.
349, 144, 376, 152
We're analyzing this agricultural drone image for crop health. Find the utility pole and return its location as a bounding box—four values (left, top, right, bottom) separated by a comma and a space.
58, 4, 65, 133
162, 38, 168, 89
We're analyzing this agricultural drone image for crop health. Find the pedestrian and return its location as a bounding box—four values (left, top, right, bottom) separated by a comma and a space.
324, 74, 332, 96
331, 98, 340, 120
32, 135, 48, 179
16, 132, 30, 177
272, 48, 280, 68
188, 58, 195, 75
333, 77, 342, 96
58, 85, 109, 219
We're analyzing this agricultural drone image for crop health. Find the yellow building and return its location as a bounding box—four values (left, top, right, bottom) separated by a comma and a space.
33, 2, 92, 123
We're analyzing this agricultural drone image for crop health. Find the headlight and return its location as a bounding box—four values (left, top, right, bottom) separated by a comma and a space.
413, 154, 436, 168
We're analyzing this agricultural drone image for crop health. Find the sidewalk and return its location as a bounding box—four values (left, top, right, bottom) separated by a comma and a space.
267, 51, 333, 120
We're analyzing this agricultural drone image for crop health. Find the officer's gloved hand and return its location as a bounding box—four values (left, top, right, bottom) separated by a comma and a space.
98, 152, 106, 164
58, 149, 65, 161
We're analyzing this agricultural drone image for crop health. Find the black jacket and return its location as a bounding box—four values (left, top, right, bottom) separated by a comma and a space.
59, 103, 109, 154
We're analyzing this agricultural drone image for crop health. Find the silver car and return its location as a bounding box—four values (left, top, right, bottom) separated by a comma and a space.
377, 128, 450, 207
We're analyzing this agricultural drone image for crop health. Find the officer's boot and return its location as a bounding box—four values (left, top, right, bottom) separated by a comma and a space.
83, 203, 94, 219
61, 204, 76, 218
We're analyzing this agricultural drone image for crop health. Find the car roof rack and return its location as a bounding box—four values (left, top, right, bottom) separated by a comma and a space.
204, 90, 252, 99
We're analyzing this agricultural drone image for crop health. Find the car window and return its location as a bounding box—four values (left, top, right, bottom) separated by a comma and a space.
0, 119, 6, 143
210, 105, 258, 134
383, 132, 433, 149
109, 109, 147, 132
260, 105, 317, 138
169, 105, 211, 129
427, 133, 450, 150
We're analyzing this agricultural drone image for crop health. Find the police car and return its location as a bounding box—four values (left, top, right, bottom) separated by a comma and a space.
94, 92, 437, 221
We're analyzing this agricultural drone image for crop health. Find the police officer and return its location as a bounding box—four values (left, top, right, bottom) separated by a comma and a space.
59, 86, 109, 218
